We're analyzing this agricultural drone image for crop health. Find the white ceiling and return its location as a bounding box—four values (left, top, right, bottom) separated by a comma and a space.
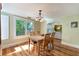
2, 3, 79, 22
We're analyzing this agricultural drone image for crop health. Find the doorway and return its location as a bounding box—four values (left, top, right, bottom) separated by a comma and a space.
54, 25, 62, 46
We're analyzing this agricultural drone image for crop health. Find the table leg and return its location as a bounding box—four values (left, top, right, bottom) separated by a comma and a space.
29, 38, 30, 55
38, 42, 40, 56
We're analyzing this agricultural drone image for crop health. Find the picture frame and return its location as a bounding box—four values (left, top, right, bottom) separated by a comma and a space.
71, 21, 78, 28
54, 25, 62, 32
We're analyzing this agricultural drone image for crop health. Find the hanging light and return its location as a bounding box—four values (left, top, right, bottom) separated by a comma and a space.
36, 10, 44, 22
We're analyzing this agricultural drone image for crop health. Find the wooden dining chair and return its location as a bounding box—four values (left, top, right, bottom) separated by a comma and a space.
43, 34, 51, 55
50, 35, 54, 50
38, 33, 55, 56
37, 34, 50, 55
38, 38, 44, 55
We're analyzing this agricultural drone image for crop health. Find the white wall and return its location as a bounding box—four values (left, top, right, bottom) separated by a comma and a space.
40, 20, 47, 34
40, 18, 62, 39
61, 16, 79, 48
34, 21, 41, 33
41, 16, 79, 48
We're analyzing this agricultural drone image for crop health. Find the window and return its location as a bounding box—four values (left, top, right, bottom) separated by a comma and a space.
16, 18, 27, 36
27, 22, 34, 32
15, 17, 34, 36
47, 23, 53, 33
1, 14, 9, 40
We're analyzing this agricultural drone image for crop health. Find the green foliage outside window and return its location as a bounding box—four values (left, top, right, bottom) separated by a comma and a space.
16, 19, 26, 36
16, 18, 33, 36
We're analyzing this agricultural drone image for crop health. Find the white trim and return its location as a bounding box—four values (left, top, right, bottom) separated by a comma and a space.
62, 41, 79, 48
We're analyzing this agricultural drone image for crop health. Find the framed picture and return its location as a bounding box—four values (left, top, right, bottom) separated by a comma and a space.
71, 21, 78, 28
54, 25, 62, 32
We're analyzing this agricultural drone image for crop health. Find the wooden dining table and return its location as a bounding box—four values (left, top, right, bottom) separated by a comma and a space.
28, 35, 44, 55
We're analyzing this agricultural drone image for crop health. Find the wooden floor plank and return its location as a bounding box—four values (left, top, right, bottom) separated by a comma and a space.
2, 39, 79, 56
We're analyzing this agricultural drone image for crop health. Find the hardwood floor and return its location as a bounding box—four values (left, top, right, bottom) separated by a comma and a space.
0, 49, 2, 56
2, 39, 79, 56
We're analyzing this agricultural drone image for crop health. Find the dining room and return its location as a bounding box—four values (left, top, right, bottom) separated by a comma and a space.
1, 3, 79, 56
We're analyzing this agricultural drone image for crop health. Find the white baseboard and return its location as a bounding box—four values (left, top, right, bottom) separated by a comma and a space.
62, 41, 79, 49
